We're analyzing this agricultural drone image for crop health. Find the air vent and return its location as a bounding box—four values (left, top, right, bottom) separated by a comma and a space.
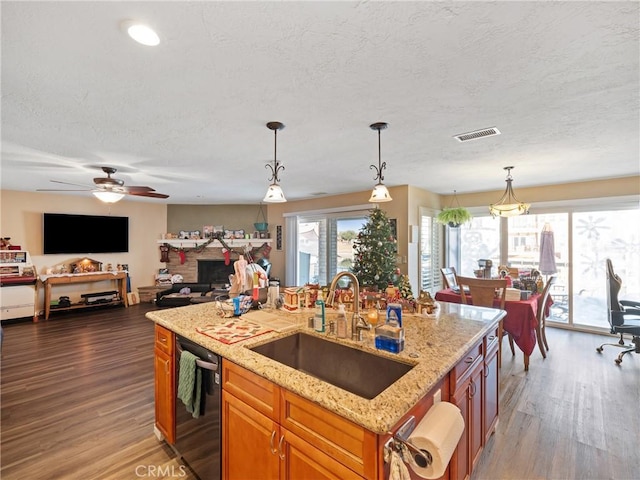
454, 127, 501, 142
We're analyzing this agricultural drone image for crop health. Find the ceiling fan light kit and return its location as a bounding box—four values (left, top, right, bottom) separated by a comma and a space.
263, 121, 287, 203
38, 166, 169, 202
489, 166, 531, 217
368, 122, 392, 203
93, 191, 125, 203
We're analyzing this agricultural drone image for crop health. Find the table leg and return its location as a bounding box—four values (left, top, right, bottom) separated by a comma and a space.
44, 283, 52, 320
119, 276, 128, 307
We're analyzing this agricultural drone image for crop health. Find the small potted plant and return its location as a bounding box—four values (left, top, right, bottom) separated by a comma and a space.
436, 191, 473, 227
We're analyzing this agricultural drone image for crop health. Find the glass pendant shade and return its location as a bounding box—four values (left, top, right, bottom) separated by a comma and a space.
263, 121, 287, 203
489, 167, 530, 217
93, 191, 125, 203
369, 183, 392, 202
368, 122, 392, 203
263, 183, 287, 203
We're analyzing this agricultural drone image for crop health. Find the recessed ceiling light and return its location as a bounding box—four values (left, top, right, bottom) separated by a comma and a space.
121, 20, 160, 46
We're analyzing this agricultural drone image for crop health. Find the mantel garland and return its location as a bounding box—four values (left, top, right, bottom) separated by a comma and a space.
160, 232, 271, 264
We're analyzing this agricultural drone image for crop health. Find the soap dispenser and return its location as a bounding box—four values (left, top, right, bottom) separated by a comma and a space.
374, 305, 405, 354
336, 303, 348, 338
314, 297, 325, 332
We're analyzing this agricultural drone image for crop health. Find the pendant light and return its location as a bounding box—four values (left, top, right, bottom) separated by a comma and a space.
368, 122, 392, 203
489, 166, 530, 217
263, 121, 286, 203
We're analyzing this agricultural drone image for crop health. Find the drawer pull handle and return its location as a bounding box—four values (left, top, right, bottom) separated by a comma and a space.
470, 380, 477, 397
278, 434, 286, 460
464, 356, 474, 364
269, 430, 277, 455
488, 335, 496, 341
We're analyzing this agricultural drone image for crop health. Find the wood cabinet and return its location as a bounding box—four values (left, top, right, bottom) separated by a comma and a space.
450, 340, 484, 480
483, 326, 500, 443
154, 325, 175, 444
222, 360, 373, 480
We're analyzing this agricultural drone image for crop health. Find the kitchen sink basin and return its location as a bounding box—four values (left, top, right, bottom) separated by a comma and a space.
249, 332, 414, 400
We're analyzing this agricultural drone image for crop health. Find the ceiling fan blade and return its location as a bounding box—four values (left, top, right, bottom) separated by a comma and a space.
37, 188, 92, 192
128, 191, 169, 199
122, 185, 155, 193
50, 179, 94, 188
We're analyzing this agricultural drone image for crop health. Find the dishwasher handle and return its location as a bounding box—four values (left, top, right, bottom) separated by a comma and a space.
176, 343, 219, 371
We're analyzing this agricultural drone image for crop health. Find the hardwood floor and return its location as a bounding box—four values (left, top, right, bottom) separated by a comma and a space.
1, 305, 639, 480
1, 304, 196, 480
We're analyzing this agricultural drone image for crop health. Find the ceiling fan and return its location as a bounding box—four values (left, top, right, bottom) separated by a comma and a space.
38, 166, 169, 202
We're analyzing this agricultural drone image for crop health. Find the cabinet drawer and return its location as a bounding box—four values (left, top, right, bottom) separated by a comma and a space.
484, 326, 500, 356
281, 389, 377, 479
451, 341, 483, 390
154, 324, 174, 356
222, 360, 280, 421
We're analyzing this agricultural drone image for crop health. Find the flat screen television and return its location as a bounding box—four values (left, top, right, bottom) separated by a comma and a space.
43, 213, 129, 254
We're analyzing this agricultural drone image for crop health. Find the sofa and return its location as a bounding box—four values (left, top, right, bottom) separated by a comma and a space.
155, 283, 219, 308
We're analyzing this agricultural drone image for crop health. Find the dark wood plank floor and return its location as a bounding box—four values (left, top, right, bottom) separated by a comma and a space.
2, 305, 639, 480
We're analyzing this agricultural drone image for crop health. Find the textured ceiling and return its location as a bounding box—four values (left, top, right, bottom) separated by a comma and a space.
1, 1, 639, 204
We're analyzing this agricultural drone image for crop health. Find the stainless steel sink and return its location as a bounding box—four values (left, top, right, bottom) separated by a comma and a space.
249, 332, 414, 400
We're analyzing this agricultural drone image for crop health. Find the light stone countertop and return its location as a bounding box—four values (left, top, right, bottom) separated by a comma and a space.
146, 301, 505, 434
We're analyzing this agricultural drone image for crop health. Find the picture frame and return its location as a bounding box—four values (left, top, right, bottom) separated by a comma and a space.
203, 225, 214, 238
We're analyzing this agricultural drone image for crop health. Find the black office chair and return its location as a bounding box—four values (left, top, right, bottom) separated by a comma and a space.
596, 259, 640, 365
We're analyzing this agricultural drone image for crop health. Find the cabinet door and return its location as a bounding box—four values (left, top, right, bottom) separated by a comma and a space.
283, 430, 364, 480
483, 343, 499, 443
222, 390, 279, 480
154, 347, 175, 444
450, 382, 470, 480
469, 363, 484, 472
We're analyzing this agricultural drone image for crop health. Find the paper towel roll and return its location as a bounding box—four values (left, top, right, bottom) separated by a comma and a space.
407, 401, 465, 479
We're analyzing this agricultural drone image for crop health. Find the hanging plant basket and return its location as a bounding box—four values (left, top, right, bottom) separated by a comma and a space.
436, 207, 473, 227
254, 203, 269, 232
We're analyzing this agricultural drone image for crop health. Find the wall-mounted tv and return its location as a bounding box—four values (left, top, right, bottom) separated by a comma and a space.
43, 213, 129, 254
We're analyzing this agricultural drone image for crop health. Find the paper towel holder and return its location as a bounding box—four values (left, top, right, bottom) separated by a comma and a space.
384, 415, 433, 468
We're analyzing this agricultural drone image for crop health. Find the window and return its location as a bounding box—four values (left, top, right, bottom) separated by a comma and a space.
449, 202, 640, 333
458, 215, 501, 277
419, 207, 442, 293
285, 208, 368, 286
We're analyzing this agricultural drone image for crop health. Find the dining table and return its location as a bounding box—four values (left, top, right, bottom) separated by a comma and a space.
435, 288, 552, 371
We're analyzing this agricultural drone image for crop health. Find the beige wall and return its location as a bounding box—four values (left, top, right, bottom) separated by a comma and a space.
1, 190, 168, 313
2, 175, 637, 315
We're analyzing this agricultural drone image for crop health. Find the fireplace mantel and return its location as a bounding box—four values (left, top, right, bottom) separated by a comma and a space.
157, 239, 271, 248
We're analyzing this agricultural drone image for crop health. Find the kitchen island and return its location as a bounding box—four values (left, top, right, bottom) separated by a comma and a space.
147, 301, 505, 480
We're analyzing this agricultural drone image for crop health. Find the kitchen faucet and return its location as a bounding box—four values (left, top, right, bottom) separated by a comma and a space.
326, 272, 371, 341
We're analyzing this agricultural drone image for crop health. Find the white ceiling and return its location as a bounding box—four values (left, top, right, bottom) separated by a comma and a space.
1, 1, 639, 204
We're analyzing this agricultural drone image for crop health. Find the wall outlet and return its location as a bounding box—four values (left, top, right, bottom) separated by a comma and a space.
433, 388, 441, 403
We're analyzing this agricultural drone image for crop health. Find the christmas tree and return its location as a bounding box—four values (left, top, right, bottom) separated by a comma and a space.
351, 208, 397, 290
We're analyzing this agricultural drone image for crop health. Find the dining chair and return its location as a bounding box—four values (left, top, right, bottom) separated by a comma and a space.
440, 267, 458, 289
456, 275, 513, 367
535, 275, 556, 358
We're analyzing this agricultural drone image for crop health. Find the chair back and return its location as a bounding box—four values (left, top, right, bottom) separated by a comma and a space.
456, 276, 507, 309
606, 258, 624, 330
537, 275, 556, 323
441, 267, 458, 289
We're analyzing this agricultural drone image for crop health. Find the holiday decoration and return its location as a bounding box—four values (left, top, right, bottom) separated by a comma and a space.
351, 208, 397, 290
397, 274, 415, 301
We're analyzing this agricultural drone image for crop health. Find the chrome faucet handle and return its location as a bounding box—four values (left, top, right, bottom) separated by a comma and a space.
352, 314, 372, 341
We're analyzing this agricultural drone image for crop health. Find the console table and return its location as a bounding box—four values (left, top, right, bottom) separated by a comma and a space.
40, 272, 129, 321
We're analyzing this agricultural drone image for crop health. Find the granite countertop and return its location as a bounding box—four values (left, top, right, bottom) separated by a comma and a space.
146, 301, 505, 434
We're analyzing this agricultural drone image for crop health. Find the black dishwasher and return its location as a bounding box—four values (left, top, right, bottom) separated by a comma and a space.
174, 334, 221, 480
